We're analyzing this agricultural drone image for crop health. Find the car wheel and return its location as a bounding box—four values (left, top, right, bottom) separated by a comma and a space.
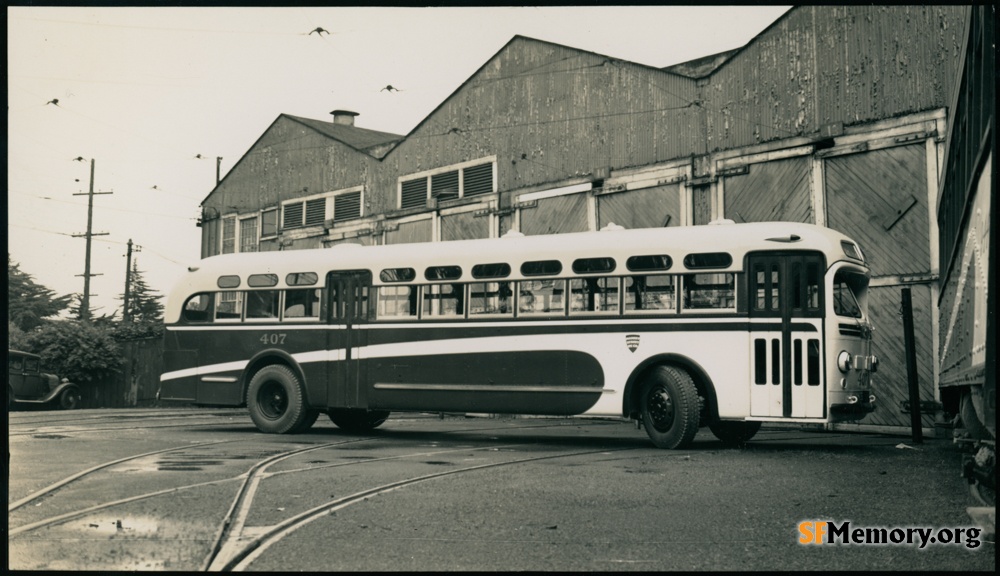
59, 387, 82, 410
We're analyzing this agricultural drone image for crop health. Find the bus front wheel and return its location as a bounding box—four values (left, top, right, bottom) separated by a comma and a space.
247, 365, 309, 434
329, 409, 390, 432
709, 420, 762, 446
639, 366, 700, 449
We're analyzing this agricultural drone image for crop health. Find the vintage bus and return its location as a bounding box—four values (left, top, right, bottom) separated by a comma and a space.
159, 221, 878, 448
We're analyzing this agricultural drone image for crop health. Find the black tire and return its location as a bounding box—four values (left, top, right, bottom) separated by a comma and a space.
709, 420, 762, 446
960, 391, 994, 441
246, 365, 309, 434
639, 366, 700, 449
58, 387, 82, 410
328, 409, 390, 432
291, 409, 321, 433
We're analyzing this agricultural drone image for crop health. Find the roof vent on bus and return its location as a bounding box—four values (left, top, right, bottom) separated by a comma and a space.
600, 222, 625, 231
502, 229, 524, 238
188, 266, 200, 272
708, 218, 736, 225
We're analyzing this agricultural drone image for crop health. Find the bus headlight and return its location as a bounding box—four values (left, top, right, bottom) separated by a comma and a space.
837, 351, 852, 373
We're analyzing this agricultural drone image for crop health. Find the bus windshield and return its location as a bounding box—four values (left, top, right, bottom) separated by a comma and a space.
833, 270, 866, 318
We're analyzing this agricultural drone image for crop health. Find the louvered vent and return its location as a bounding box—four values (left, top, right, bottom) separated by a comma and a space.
463, 163, 493, 196
283, 203, 304, 229
334, 191, 362, 222
304, 198, 326, 226
431, 170, 459, 198
400, 178, 427, 209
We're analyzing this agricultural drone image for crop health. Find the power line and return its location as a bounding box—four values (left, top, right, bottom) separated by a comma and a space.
13, 191, 199, 220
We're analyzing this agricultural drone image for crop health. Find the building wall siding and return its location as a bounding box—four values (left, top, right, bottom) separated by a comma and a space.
390, 40, 703, 199
705, 5, 965, 152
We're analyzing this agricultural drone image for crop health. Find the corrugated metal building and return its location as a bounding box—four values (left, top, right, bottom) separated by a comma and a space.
198, 5, 968, 432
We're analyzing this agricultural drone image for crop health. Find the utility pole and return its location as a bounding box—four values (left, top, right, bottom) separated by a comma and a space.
216, 156, 223, 185
123, 239, 141, 323
72, 158, 112, 321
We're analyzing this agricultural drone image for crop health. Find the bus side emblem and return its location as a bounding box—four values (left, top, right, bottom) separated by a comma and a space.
626, 334, 640, 353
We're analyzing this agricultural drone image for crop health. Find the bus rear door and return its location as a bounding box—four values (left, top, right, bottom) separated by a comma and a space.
327, 271, 372, 409
748, 252, 825, 419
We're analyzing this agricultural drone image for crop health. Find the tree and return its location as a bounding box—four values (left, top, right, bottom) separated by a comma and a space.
67, 293, 116, 326
116, 261, 164, 340
8, 254, 71, 331
122, 261, 164, 324
8, 321, 30, 351
25, 320, 122, 384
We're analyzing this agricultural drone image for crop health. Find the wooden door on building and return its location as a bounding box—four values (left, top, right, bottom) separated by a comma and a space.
596, 183, 680, 230
519, 192, 589, 236
723, 156, 812, 224
824, 143, 935, 429
440, 207, 490, 241
384, 218, 433, 245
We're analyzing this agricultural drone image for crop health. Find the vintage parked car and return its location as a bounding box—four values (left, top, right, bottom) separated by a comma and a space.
7, 350, 82, 410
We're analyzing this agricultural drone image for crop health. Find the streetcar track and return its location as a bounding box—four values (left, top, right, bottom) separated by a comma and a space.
7, 438, 376, 538
9, 418, 640, 572
7, 420, 583, 536
7, 411, 248, 430
8, 421, 257, 438
221, 446, 638, 572
8, 440, 240, 513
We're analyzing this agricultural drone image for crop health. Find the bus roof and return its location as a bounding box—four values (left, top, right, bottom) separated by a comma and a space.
164, 221, 865, 317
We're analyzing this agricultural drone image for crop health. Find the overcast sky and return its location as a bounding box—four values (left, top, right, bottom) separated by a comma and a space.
7, 5, 791, 319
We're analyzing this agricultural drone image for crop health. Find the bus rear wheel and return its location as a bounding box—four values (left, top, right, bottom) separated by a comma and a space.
329, 409, 390, 432
247, 365, 309, 434
291, 409, 321, 433
639, 366, 700, 449
709, 420, 761, 446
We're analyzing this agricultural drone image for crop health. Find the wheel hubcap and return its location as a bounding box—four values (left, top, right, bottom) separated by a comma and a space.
259, 382, 287, 419
648, 386, 675, 432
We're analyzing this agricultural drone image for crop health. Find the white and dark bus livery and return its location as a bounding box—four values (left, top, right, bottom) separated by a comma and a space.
159, 221, 878, 448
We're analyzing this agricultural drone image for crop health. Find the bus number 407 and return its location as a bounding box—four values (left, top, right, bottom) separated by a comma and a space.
260, 333, 287, 345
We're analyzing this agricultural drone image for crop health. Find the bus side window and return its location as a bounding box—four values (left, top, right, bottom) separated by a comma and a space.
284, 288, 320, 320
183, 293, 214, 323
683, 273, 735, 311
246, 290, 280, 320
469, 281, 512, 316
518, 280, 565, 315
377, 285, 417, 319
215, 292, 243, 321
625, 275, 676, 312
422, 284, 464, 318
569, 278, 619, 313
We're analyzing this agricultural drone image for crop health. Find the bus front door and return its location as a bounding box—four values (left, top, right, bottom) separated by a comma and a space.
747, 252, 825, 419
327, 271, 371, 409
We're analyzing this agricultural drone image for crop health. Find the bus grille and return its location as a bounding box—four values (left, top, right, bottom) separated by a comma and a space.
839, 324, 863, 338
